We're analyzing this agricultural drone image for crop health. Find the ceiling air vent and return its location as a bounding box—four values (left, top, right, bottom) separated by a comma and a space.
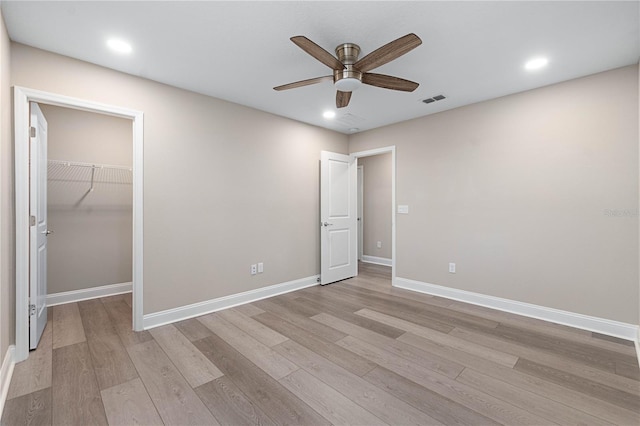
422, 95, 446, 104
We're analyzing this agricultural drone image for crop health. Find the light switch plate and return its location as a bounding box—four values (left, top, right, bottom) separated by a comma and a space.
397, 205, 409, 214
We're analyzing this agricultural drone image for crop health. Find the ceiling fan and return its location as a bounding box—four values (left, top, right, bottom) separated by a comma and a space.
274, 33, 422, 108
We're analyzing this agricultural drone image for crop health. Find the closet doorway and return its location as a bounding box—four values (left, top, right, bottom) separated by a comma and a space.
14, 87, 144, 362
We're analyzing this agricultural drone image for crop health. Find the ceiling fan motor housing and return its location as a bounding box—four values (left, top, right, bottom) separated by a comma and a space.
334, 43, 363, 91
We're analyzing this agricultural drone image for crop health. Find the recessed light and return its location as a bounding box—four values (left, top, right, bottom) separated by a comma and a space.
107, 38, 132, 54
525, 57, 548, 71
349, 128, 359, 132
323, 111, 336, 119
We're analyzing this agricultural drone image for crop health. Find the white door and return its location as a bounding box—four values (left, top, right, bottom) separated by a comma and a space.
320, 151, 357, 285
29, 103, 48, 349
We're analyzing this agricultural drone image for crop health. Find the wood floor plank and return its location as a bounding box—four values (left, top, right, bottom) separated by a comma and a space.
100, 378, 163, 426
448, 301, 637, 357
363, 366, 500, 426
490, 323, 635, 369
194, 376, 276, 426
194, 333, 331, 425
218, 308, 289, 347
313, 312, 464, 379
442, 347, 640, 425
52, 303, 86, 349
449, 326, 640, 395
87, 332, 139, 391
273, 339, 443, 425
198, 313, 298, 380
293, 295, 408, 338
7, 323, 52, 400
307, 285, 455, 333
149, 323, 223, 388
174, 317, 213, 342
52, 342, 108, 425
336, 335, 553, 425
78, 299, 117, 338
254, 298, 348, 342
254, 311, 377, 377
357, 308, 519, 367
402, 324, 640, 425
102, 299, 153, 347
328, 284, 500, 330
78, 300, 138, 390
127, 340, 219, 425
279, 369, 388, 426
514, 358, 640, 412
456, 368, 612, 426
233, 302, 266, 317
617, 360, 640, 381
592, 332, 635, 346
0, 387, 52, 426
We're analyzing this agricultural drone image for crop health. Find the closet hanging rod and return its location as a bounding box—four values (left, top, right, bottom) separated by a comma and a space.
48, 159, 132, 171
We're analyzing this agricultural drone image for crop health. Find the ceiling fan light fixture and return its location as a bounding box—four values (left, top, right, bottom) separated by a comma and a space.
335, 77, 362, 92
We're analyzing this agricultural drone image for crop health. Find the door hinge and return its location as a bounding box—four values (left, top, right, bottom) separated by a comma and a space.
29, 304, 36, 316
30, 215, 36, 226
30, 126, 36, 138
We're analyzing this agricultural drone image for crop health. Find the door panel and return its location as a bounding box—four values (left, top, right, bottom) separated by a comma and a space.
321, 151, 357, 285
29, 102, 48, 349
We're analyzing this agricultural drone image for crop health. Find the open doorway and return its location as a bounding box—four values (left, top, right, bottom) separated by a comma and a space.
357, 153, 393, 267
351, 146, 396, 284
14, 87, 144, 362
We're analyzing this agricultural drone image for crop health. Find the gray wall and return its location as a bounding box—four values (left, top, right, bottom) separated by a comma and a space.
350, 65, 639, 325
41, 105, 133, 294
11, 43, 349, 315
0, 7, 13, 367
358, 153, 392, 260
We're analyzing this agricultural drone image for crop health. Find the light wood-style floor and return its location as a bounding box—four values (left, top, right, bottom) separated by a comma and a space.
3, 262, 639, 425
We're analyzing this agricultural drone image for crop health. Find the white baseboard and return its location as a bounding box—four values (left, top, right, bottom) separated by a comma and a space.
143, 275, 320, 330
395, 277, 639, 341
46, 282, 132, 307
0, 345, 15, 421
361, 255, 392, 267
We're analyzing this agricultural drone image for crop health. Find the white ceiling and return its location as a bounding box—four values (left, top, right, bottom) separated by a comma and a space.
2, 1, 638, 134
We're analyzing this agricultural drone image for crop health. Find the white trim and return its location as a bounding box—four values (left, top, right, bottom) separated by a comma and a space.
143, 275, 320, 330
636, 329, 640, 368
14, 86, 144, 362
46, 282, 132, 307
350, 146, 396, 285
395, 277, 639, 341
0, 346, 16, 420
361, 255, 392, 267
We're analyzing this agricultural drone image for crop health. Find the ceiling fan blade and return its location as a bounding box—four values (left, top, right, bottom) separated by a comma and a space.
362, 73, 419, 92
291, 36, 346, 71
336, 91, 352, 108
354, 33, 422, 73
273, 76, 333, 91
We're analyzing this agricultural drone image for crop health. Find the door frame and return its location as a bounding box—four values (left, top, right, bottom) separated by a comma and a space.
350, 146, 396, 284
357, 165, 363, 261
14, 86, 144, 362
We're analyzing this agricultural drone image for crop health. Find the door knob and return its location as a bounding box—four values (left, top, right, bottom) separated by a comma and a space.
322, 222, 333, 227
43, 230, 53, 236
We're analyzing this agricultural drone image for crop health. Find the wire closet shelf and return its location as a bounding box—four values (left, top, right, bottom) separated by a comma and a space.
47, 159, 133, 192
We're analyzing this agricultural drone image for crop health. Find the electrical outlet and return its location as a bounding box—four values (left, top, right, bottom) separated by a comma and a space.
251, 264, 257, 275
377, 241, 382, 249
449, 263, 456, 273
258, 262, 264, 273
